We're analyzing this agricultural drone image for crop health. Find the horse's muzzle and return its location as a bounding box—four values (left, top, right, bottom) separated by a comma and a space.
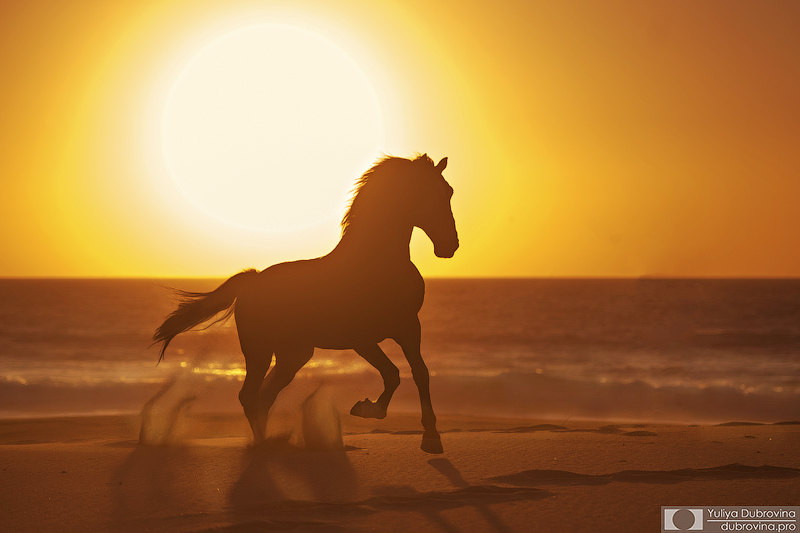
434, 239, 459, 258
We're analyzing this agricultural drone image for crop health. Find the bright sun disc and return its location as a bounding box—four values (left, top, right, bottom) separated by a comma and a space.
162, 24, 384, 232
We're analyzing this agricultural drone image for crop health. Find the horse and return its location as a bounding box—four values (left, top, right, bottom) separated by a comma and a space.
152, 153, 458, 453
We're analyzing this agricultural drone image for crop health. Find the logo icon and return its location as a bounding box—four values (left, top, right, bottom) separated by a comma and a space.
664, 508, 703, 530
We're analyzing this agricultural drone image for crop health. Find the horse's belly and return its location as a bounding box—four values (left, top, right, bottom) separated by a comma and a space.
238, 296, 410, 348
309, 309, 398, 349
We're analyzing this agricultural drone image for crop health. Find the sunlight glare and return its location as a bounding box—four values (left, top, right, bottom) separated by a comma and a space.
162, 24, 384, 233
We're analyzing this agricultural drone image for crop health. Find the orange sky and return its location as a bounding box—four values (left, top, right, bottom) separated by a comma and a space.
2, 0, 799, 278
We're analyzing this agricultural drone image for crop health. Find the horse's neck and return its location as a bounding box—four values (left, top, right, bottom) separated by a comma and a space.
332, 219, 413, 264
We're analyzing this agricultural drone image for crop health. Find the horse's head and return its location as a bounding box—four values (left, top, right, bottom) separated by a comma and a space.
341, 154, 459, 258
408, 154, 459, 258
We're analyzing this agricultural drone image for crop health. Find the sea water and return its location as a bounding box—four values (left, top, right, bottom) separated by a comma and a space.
0, 278, 798, 422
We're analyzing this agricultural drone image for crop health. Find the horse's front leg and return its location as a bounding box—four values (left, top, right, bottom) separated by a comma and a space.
351, 343, 401, 419
396, 318, 442, 454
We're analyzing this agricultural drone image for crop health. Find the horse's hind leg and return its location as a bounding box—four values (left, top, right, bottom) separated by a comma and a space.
350, 343, 400, 419
257, 345, 314, 430
239, 345, 272, 444
396, 318, 443, 454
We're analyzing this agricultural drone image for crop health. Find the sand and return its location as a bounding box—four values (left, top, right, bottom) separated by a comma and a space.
1, 411, 798, 532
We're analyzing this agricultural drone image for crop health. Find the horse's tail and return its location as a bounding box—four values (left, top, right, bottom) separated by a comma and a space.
152, 269, 258, 364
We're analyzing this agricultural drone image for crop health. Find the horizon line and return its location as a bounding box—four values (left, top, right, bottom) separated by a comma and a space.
2, 275, 800, 281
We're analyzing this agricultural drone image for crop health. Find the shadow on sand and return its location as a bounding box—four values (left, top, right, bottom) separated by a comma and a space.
223, 443, 547, 532
490, 463, 800, 487
111, 444, 203, 530
228, 436, 358, 511
111, 438, 360, 531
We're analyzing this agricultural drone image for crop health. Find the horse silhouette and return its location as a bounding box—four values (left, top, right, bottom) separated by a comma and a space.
153, 154, 458, 453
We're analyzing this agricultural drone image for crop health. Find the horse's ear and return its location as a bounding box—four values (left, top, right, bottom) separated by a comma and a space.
436, 157, 448, 172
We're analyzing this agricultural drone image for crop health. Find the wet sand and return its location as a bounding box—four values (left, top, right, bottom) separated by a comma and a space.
1, 412, 798, 532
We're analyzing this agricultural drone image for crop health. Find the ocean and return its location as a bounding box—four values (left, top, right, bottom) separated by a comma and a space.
0, 278, 798, 423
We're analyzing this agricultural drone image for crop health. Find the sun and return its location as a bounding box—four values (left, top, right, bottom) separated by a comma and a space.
162, 24, 384, 233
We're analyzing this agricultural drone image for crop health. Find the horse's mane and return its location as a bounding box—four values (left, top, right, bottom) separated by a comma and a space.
341, 154, 435, 234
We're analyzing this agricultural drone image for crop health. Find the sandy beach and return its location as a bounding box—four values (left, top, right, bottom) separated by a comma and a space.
1, 409, 798, 533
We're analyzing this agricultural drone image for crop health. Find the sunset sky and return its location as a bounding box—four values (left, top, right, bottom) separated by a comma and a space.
2, 0, 799, 278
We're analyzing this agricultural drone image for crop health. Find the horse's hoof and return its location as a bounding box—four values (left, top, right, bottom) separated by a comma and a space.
249, 436, 268, 449
420, 433, 443, 454
349, 398, 386, 419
